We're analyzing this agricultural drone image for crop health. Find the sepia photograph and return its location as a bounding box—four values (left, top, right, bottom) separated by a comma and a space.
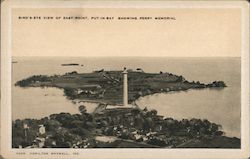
12, 57, 240, 149
1, 1, 249, 159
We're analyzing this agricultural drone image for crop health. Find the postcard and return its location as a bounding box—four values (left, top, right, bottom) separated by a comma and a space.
1, 0, 249, 158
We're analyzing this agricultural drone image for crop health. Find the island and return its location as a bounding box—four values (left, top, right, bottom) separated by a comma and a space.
61, 63, 79, 66
15, 69, 226, 105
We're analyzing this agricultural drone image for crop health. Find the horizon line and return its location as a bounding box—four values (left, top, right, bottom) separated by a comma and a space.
12, 55, 241, 58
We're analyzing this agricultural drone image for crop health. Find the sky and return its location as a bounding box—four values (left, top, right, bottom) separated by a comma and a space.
12, 8, 241, 57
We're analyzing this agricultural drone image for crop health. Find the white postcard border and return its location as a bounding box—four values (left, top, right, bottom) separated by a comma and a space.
1, 1, 249, 159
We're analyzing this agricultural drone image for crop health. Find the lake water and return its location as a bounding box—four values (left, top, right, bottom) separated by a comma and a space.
12, 57, 241, 138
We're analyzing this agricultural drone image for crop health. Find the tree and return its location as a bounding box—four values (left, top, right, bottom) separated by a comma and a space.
79, 105, 87, 115
150, 109, 158, 116
45, 119, 61, 131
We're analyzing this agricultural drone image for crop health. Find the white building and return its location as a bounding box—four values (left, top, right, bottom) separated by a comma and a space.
38, 125, 46, 135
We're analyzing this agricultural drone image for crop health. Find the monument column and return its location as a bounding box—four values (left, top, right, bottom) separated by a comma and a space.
122, 68, 128, 106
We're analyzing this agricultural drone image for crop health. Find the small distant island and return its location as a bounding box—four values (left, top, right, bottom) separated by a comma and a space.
61, 63, 79, 66
15, 69, 226, 105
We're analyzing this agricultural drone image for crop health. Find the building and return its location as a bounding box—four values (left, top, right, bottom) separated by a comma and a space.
38, 125, 46, 135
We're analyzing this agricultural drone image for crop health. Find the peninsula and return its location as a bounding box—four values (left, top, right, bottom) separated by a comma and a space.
15, 69, 226, 105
